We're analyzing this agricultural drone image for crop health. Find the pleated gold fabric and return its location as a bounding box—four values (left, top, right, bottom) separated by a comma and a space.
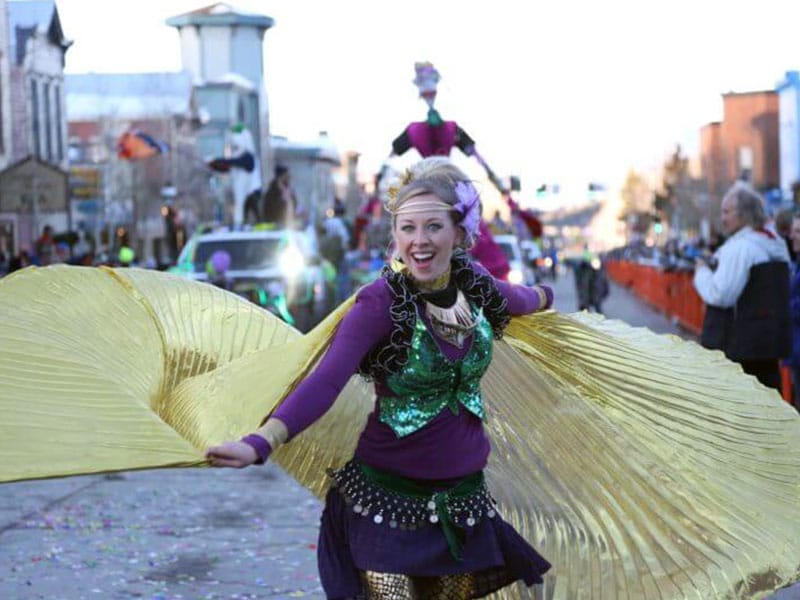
486, 313, 800, 599
1, 265, 799, 599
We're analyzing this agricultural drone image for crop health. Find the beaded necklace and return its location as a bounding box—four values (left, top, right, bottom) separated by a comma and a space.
415, 267, 477, 348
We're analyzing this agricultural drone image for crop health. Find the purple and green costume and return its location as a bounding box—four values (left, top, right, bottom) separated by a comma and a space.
271, 255, 553, 598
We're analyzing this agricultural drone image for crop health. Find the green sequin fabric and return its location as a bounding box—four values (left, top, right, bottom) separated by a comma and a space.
357, 251, 510, 381
379, 307, 493, 438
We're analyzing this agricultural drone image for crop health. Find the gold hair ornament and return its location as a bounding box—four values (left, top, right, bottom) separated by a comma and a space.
385, 169, 417, 211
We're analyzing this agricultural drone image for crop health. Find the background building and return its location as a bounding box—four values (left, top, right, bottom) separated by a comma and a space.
777, 71, 800, 203
66, 71, 205, 263
272, 132, 341, 225
0, 0, 11, 172
166, 3, 274, 178
0, 0, 13, 257
719, 90, 779, 190
699, 90, 780, 227
0, 0, 70, 254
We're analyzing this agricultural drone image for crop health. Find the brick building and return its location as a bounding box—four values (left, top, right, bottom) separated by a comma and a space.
720, 91, 779, 188
699, 90, 780, 226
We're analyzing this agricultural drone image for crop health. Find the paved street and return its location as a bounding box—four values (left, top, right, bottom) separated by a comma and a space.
549, 266, 694, 340
0, 468, 323, 599
2, 271, 797, 600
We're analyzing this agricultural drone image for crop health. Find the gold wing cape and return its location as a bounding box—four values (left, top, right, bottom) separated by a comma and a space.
1, 265, 799, 599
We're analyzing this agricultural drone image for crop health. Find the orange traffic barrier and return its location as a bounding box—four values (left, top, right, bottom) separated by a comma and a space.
781, 365, 793, 404
606, 260, 793, 403
606, 261, 704, 335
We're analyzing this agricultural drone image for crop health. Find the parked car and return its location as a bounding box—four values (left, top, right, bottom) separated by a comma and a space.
171, 225, 328, 331
494, 234, 537, 285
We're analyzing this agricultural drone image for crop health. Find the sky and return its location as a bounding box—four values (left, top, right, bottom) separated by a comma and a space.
56, 0, 800, 208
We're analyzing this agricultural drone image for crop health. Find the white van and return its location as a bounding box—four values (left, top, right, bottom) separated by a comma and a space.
494, 234, 537, 285
172, 226, 328, 330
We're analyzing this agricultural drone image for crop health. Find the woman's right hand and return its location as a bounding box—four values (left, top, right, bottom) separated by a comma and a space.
206, 441, 259, 468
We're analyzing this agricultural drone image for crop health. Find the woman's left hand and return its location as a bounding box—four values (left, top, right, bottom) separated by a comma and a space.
205, 441, 258, 468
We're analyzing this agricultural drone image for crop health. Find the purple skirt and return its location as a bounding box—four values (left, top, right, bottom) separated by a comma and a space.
317, 480, 551, 598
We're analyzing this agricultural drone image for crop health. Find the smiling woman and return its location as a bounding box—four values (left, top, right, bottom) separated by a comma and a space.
207, 157, 556, 597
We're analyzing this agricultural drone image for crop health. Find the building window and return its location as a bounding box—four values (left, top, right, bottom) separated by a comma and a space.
54, 84, 63, 161
739, 146, 753, 182
44, 81, 52, 161
31, 79, 40, 158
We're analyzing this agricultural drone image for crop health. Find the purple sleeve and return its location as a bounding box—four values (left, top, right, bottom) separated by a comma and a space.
495, 279, 554, 314
472, 260, 554, 315
271, 281, 392, 439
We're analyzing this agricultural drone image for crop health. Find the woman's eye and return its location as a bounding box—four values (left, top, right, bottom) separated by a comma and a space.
401, 225, 414, 233
428, 223, 442, 231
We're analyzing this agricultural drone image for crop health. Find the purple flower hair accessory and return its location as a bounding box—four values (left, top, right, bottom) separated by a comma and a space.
454, 181, 481, 244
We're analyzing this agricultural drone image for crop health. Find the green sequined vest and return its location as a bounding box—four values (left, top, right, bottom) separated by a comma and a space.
378, 306, 493, 438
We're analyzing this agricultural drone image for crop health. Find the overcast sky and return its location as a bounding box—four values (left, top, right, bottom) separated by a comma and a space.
56, 0, 800, 206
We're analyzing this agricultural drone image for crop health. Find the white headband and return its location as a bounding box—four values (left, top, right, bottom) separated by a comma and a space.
390, 197, 454, 216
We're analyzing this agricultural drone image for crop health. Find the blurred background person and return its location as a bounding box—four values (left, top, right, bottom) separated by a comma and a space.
695, 182, 791, 391
788, 213, 800, 411
262, 165, 296, 228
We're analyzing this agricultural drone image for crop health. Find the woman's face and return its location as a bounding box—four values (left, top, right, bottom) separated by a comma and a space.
393, 194, 463, 284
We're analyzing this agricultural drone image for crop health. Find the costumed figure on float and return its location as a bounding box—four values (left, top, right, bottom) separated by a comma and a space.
384, 62, 544, 281
207, 124, 262, 229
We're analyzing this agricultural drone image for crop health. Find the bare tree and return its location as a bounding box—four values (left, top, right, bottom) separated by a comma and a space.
656, 145, 704, 237
620, 169, 652, 216
619, 168, 654, 238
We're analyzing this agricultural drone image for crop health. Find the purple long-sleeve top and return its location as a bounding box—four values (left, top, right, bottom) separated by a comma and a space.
271, 270, 553, 479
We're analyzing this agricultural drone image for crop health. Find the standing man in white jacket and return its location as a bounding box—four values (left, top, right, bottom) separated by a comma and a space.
694, 181, 791, 391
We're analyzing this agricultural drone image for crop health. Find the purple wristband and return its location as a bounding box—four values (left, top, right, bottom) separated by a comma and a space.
240, 434, 272, 465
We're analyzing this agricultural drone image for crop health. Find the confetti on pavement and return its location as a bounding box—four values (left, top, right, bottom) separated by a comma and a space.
0, 467, 324, 598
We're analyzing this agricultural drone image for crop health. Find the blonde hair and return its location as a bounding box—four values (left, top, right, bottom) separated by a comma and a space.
387, 158, 468, 211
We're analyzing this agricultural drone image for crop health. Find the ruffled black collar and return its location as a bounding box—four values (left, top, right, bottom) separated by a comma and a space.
420, 279, 457, 308
358, 251, 510, 380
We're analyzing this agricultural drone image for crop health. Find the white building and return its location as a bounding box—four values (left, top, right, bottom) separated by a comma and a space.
0, 0, 13, 258
777, 71, 800, 201
166, 3, 274, 178
8, 0, 69, 168
0, 0, 12, 172
0, 0, 71, 254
